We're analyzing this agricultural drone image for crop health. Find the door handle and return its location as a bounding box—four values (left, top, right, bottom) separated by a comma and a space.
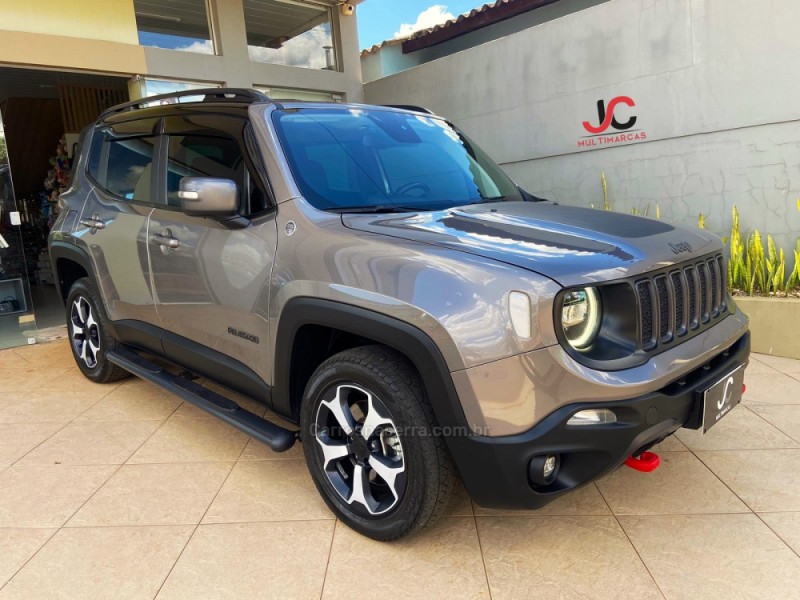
150, 233, 180, 249
79, 215, 105, 230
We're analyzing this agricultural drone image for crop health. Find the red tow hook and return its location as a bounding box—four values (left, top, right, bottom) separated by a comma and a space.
624, 451, 660, 472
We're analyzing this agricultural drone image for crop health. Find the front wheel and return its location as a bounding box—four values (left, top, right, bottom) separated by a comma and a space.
301, 345, 456, 541
66, 278, 129, 383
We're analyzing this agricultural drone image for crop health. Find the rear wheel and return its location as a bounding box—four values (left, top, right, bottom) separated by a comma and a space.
301, 345, 455, 540
66, 278, 129, 383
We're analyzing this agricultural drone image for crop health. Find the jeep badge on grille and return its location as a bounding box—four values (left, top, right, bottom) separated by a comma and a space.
669, 241, 692, 254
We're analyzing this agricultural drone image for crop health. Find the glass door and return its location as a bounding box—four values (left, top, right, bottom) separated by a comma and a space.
0, 108, 39, 349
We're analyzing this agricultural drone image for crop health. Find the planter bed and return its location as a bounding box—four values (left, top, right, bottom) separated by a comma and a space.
735, 296, 800, 359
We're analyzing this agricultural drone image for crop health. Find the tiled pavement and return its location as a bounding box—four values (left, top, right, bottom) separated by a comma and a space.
1, 340, 800, 599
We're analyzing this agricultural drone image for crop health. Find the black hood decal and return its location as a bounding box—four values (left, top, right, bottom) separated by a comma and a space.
342, 201, 722, 287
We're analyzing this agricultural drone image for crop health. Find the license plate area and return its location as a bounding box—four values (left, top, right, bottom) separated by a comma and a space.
700, 365, 745, 433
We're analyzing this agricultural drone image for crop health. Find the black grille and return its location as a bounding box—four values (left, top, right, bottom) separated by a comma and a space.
708, 258, 720, 317
670, 271, 687, 336
717, 255, 727, 313
636, 253, 727, 352
698, 263, 709, 323
685, 266, 698, 329
636, 280, 656, 351
654, 276, 671, 342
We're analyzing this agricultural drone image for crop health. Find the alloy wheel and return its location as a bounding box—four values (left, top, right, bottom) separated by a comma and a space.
70, 296, 100, 369
314, 383, 407, 516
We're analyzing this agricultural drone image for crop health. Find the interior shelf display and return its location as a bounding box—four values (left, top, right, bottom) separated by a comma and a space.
0, 278, 27, 316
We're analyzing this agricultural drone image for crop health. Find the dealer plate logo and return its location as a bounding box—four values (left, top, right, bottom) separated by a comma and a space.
578, 96, 647, 148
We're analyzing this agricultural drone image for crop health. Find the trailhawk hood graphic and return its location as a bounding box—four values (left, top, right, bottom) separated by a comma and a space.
342, 202, 722, 287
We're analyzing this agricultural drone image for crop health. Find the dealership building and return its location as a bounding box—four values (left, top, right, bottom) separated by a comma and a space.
0, 0, 363, 348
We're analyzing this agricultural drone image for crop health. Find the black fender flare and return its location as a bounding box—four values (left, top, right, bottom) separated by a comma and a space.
48, 240, 101, 306
272, 297, 469, 432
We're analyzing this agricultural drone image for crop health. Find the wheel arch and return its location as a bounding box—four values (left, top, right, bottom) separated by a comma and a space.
49, 241, 98, 305
272, 298, 469, 432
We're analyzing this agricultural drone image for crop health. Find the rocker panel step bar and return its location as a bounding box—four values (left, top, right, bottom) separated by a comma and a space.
107, 346, 296, 452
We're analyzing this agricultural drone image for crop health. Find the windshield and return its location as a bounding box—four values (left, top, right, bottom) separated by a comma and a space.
272, 107, 522, 212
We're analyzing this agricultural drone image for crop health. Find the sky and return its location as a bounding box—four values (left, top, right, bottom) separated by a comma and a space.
357, 1, 489, 50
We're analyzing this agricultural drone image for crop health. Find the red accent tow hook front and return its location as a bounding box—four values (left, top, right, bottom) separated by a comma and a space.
624, 451, 660, 472
742, 383, 747, 394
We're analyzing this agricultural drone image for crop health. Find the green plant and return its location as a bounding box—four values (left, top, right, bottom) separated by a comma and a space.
729, 206, 746, 290
788, 239, 800, 290
600, 172, 610, 211
745, 230, 766, 295
766, 234, 786, 293
727, 204, 799, 295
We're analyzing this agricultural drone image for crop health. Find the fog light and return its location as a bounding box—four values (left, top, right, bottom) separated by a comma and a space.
529, 454, 560, 487
543, 455, 557, 479
567, 408, 617, 426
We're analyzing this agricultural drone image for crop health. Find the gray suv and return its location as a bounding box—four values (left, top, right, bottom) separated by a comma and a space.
49, 89, 750, 540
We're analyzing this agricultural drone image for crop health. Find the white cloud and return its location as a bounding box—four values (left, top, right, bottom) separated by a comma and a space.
177, 40, 214, 54
394, 5, 454, 39
248, 24, 335, 70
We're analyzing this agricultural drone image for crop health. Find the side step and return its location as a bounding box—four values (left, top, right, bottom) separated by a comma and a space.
107, 347, 297, 452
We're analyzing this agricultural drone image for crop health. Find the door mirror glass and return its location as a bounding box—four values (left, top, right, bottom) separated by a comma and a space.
178, 177, 238, 217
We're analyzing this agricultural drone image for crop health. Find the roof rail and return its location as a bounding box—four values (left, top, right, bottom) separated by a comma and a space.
382, 104, 436, 115
99, 88, 273, 120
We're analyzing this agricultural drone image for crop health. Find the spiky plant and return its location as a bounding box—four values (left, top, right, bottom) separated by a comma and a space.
601, 172, 610, 211
746, 230, 766, 295
728, 206, 747, 290
766, 234, 786, 293
787, 239, 800, 291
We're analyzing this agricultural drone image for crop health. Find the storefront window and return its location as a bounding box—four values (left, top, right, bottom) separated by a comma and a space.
256, 86, 344, 102
0, 111, 38, 349
134, 0, 215, 55
245, 0, 338, 70
130, 78, 221, 105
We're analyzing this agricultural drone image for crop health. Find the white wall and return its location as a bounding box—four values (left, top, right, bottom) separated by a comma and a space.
364, 0, 800, 252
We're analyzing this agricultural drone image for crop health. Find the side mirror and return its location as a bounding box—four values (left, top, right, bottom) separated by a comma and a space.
178, 177, 238, 217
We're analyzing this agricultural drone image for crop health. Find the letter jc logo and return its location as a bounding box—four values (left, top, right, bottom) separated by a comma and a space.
582, 96, 637, 134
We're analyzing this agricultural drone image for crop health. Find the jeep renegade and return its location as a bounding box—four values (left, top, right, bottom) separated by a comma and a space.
49, 89, 750, 540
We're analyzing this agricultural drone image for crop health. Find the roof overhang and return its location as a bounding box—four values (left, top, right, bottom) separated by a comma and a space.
401, 0, 559, 53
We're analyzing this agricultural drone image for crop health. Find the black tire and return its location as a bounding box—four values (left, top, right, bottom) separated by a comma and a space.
65, 278, 129, 383
301, 345, 456, 541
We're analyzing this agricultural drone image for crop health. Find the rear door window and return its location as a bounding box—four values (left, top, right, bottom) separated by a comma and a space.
86, 119, 159, 204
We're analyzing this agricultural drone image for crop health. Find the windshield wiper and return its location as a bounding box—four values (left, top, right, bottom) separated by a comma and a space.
327, 205, 424, 214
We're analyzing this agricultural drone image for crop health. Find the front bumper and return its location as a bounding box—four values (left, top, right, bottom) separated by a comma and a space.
447, 330, 750, 510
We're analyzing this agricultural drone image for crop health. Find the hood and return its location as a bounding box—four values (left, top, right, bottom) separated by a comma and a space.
342, 202, 722, 287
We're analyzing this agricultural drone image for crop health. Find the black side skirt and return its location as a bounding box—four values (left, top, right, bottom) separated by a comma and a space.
107, 346, 296, 453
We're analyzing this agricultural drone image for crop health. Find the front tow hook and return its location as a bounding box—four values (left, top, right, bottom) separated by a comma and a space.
624, 451, 660, 472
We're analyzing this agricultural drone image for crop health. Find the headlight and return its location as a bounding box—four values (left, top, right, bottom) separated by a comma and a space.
561, 287, 601, 349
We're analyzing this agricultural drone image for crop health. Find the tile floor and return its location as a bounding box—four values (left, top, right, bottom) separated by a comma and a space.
1, 339, 800, 599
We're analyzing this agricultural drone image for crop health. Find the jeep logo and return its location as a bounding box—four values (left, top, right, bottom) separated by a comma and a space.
669, 241, 692, 254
